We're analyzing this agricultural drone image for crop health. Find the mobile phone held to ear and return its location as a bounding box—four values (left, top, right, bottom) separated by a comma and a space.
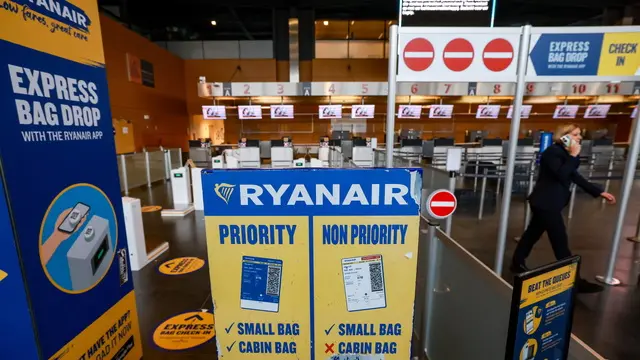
560, 134, 572, 148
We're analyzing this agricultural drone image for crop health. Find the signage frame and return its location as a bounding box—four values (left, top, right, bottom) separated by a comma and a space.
526, 26, 640, 82
504, 256, 581, 360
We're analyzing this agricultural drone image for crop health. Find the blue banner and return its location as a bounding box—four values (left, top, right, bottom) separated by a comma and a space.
0, 177, 39, 360
529, 33, 604, 76
506, 258, 579, 360
202, 168, 423, 217
0, 1, 143, 358
538, 132, 553, 164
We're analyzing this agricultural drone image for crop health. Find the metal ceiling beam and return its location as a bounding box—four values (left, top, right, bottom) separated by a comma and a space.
228, 6, 255, 40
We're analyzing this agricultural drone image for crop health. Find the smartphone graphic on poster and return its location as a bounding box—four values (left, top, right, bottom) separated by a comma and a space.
342, 254, 386, 312
58, 202, 90, 233
240, 256, 283, 312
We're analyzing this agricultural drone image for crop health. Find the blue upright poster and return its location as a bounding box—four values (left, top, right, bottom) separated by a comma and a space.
505, 257, 580, 360
0, 1, 142, 358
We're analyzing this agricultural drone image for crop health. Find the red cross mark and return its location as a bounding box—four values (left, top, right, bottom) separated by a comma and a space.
325, 343, 335, 354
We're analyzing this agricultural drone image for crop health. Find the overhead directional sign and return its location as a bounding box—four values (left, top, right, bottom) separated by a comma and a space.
527, 27, 640, 80
398, 28, 522, 82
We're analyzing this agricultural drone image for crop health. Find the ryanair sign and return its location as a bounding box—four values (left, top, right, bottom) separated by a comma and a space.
203, 168, 423, 359
203, 169, 422, 216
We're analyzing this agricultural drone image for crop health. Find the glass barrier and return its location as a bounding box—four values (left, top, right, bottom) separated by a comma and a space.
148, 151, 166, 184
417, 219, 606, 360
167, 148, 183, 169
117, 150, 175, 195
124, 153, 147, 190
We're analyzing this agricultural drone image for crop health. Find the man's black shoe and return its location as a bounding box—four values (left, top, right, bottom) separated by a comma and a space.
576, 279, 604, 294
510, 263, 529, 273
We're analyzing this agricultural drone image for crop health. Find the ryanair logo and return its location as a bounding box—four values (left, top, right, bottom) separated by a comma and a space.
215, 183, 235, 204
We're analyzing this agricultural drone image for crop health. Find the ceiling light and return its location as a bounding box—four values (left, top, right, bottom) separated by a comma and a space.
211, 20, 217, 26
323, 20, 329, 26
351, 21, 355, 25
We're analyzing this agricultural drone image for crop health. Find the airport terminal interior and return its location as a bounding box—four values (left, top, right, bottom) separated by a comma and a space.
3, 0, 640, 360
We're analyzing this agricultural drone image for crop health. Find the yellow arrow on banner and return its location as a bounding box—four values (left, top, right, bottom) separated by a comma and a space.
0, 269, 7, 282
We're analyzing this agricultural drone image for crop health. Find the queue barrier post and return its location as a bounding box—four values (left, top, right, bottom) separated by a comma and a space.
478, 168, 488, 220
423, 220, 440, 358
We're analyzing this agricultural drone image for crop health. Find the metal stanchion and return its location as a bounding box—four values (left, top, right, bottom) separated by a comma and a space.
567, 184, 577, 220
524, 160, 535, 227
120, 154, 129, 196
178, 149, 183, 167
445, 171, 456, 235
144, 151, 152, 187
164, 150, 171, 180
385, 25, 398, 169
602, 150, 615, 204
516, 160, 536, 242
627, 214, 640, 243
423, 221, 440, 357
495, 25, 532, 275
496, 157, 503, 198
473, 153, 479, 192
587, 153, 596, 179
478, 168, 488, 220
596, 99, 640, 286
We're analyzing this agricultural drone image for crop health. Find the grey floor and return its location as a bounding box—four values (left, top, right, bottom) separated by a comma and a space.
128, 177, 640, 360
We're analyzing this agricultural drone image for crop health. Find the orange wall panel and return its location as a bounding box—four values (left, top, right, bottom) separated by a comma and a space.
101, 15, 189, 152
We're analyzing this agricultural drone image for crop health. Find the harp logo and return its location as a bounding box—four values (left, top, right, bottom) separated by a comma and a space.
215, 183, 236, 204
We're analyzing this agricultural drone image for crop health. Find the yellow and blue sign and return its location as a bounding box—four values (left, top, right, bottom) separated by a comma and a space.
529, 30, 640, 77
0, 0, 142, 359
505, 257, 580, 360
203, 168, 422, 359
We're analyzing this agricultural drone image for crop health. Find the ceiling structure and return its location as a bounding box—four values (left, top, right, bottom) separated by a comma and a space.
98, 0, 639, 41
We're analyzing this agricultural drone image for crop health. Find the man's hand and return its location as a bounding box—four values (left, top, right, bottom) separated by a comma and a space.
600, 192, 616, 204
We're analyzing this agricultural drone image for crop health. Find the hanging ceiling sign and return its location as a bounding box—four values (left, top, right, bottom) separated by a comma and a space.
270, 105, 294, 119
584, 104, 611, 119
527, 27, 640, 81
429, 104, 454, 119
319, 105, 342, 119
351, 104, 375, 119
476, 104, 501, 119
202, 106, 226, 120
399, 0, 495, 27
507, 105, 533, 119
398, 28, 522, 83
398, 105, 422, 119
237, 105, 262, 120
553, 105, 580, 119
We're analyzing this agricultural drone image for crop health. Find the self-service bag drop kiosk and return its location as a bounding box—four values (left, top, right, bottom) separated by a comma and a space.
270, 137, 294, 168
238, 138, 260, 168
318, 136, 330, 167
352, 137, 376, 167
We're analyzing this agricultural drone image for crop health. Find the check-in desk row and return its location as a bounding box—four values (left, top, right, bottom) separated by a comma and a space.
209, 137, 378, 169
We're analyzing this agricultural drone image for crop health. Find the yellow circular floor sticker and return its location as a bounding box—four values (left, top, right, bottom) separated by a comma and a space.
141, 205, 162, 212
159, 257, 205, 275
153, 311, 215, 350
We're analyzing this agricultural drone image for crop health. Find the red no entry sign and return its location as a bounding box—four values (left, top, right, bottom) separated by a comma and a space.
426, 190, 457, 219
403, 38, 434, 72
483, 38, 514, 72
443, 38, 474, 72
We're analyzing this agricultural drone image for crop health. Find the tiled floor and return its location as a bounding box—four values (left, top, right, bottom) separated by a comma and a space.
129, 178, 640, 360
